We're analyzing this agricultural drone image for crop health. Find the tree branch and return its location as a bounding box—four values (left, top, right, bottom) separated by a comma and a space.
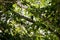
12, 11, 35, 23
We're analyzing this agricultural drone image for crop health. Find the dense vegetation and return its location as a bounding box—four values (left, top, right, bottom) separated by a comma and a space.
0, 0, 60, 40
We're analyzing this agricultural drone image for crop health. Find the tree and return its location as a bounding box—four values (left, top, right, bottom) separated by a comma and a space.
0, 0, 60, 40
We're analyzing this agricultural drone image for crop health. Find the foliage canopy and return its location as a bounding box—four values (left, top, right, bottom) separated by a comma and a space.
0, 0, 60, 40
